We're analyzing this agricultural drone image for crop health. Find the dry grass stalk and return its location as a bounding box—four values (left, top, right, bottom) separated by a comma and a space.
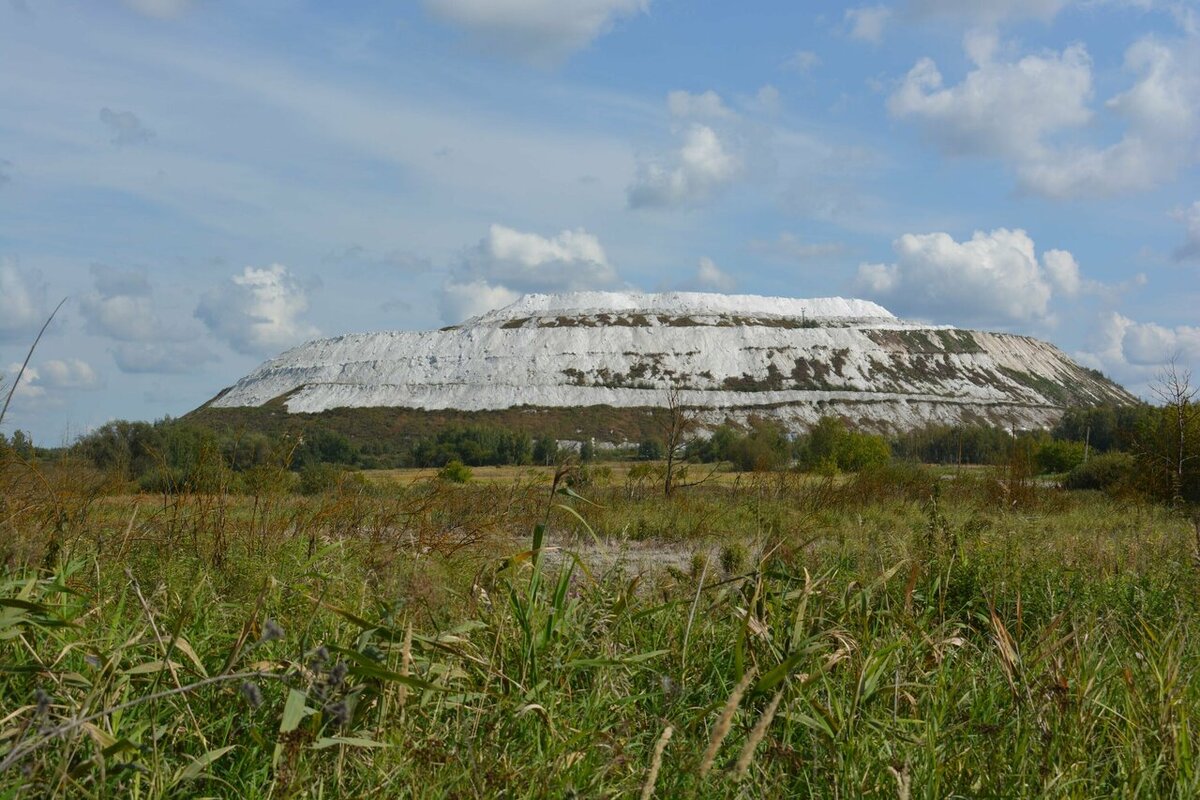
639, 724, 673, 800
888, 763, 911, 800
698, 667, 756, 778
398, 620, 413, 709
734, 688, 784, 780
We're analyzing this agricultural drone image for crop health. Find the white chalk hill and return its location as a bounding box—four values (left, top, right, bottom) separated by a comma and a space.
207, 292, 1134, 432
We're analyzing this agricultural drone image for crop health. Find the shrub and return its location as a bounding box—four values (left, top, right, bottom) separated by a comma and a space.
437, 460, 473, 484
1035, 440, 1087, 474
298, 462, 341, 495
797, 417, 891, 473
1064, 452, 1137, 492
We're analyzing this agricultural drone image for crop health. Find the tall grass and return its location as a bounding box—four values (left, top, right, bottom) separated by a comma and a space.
2, 453, 1199, 797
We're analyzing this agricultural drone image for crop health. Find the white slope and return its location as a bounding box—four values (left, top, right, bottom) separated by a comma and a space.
463, 292, 895, 325
208, 292, 1131, 432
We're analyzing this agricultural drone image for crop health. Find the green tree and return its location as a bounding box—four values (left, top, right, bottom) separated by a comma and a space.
533, 435, 559, 466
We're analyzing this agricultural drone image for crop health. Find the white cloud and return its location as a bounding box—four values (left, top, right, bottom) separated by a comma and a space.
855, 228, 1084, 326
466, 223, 617, 291
1018, 36, 1200, 197
628, 124, 740, 208
37, 359, 101, 390
5, 363, 44, 403
749, 232, 845, 261
440, 280, 521, 323
79, 266, 159, 342
441, 224, 620, 322
846, 5, 892, 43
195, 264, 319, 356
695, 257, 736, 291
2, 359, 100, 408
667, 90, 735, 120
1079, 312, 1200, 390
0, 261, 44, 341
889, 40, 1093, 162
99, 107, 153, 146
1042, 249, 1082, 296
422, 0, 648, 64
122, 0, 193, 18
1174, 201, 1200, 262
784, 50, 821, 72
892, 33, 1200, 198
79, 265, 216, 373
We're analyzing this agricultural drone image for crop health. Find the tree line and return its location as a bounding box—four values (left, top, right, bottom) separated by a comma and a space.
3, 375, 1196, 504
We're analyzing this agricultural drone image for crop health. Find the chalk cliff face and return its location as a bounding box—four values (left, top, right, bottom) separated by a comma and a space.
206, 292, 1135, 433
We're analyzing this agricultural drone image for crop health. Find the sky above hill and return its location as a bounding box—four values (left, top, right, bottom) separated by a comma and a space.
2, 0, 1199, 443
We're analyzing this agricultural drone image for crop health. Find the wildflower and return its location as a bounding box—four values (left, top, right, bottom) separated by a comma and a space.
329, 660, 349, 688
309, 646, 330, 672
260, 619, 285, 643
325, 700, 350, 727
240, 681, 264, 709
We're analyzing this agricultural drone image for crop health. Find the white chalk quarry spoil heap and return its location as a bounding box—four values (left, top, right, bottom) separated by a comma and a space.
208, 291, 1135, 433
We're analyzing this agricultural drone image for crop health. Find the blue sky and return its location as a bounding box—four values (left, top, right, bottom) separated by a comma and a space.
2, 0, 1198, 443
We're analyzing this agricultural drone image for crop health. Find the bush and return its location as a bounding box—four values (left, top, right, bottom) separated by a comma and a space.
1064, 452, 1137, 492
797, 417, 891, 473
1036, 440, 1087, 474
297, 462, 341, 495
437, 460, 473, 484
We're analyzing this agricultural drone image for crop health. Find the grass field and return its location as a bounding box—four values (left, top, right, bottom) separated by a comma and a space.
3, 457, 1200, 797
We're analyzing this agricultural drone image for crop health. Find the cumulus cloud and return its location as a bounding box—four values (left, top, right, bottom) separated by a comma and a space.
891, 33, 1200, 198
0, 261, 44, 341
37, 359, 101, 390
122, 0, 193, 17
99, 107, 154, 147
79, 265, 216, 373
422, 0, 648, 64
3, 360, 100, 407
1042, 249, 1083, 296
1019, 36, 1200, 197
695, 257, 737, 291
889, 37, 1093, 161
628, 124, 740, 208
846, 5, 892, 43
1079, 312, 1200, 389
1174, 201, 1200, 262
4, 363, 44, 403
195, 264, 319, 356
440, 280, 521, 323
441, 224, 620, 322
79, 266, 158, 342
854, 228, 1086, 326
749, 232, 845, 261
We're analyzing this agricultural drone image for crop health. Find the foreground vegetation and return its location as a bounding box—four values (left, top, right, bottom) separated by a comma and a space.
3, 444, 1200, 797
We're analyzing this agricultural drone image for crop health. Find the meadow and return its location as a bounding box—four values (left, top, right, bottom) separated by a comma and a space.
2, 453, 1200, 798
